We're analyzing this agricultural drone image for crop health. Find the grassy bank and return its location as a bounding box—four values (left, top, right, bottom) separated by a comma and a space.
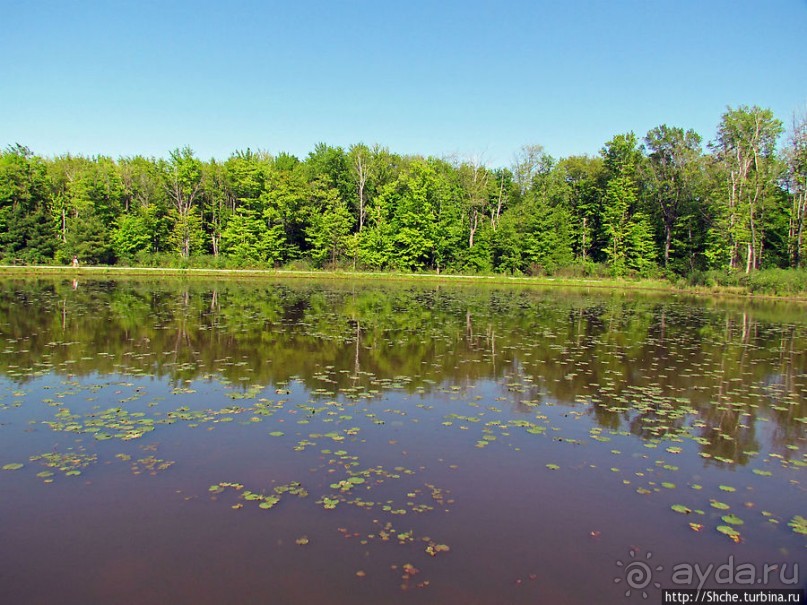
2, 264, 806, 301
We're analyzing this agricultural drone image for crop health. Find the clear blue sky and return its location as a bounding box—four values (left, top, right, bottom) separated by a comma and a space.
2, 0, 805, 167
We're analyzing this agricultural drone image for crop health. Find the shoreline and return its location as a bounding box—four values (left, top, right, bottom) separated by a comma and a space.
1, 264, 805, 303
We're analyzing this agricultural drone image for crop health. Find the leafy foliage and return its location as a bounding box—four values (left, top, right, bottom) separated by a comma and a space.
0, 105, 804, 281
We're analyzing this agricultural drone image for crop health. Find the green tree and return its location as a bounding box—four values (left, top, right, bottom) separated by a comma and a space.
305, 143, 354, 211
512, 144, 551, 197
165, 147, 205, 258
47, 154, 122, 263
491, 212, 522, 274
522, 202, 574, 274
306, 180, 353, 267
387, 160, 437, 270
600, 133, 649, 275
0, 145, 56, 263
456, 156, 492, 250
168, 206, 206, 258
357, 205, 396, 269
47, 154, 83, 247
785, 111, 807, 267
602, 132, 643, 181
118, 156, 171, 253
261, 163, 309, 261
220, 209, 273, 265
643, 125, 703, 269
203, 158, 231, 257
709, 106, 783, 272
429, 158, 466, 273
555, 155, 604, 262
112, 211, 152, 260
625, 212, 658, 275
64, 210, 115, 264
601, 176, 635, 275
512, 157, 575, 274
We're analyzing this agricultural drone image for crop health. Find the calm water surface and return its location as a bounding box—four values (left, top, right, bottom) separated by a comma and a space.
0, 278, 804, 605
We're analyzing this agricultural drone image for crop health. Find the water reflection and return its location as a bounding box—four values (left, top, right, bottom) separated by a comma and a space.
0, 277, 805, 605
0, 278, 805, 464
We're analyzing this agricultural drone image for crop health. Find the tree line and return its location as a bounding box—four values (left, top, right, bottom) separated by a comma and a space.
1, 105, 805, 277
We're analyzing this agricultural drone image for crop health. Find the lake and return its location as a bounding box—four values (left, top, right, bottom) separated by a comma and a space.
0, 277, 804, 604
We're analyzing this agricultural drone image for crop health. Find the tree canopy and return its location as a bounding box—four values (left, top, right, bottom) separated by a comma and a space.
2, 106, 805, 277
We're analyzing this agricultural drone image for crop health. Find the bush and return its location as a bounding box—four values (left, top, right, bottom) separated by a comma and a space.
553, 261, 609, 279
525, 263, 547, 277
686, 269, 744, 289
746, 269, 807, 295
283, 259, 314, 272
685, 268, 807, 295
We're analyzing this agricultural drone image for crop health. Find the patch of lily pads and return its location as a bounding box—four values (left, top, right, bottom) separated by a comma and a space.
788, 516, 807, 535
30, 450, 97, 479
209, 481, 309, 511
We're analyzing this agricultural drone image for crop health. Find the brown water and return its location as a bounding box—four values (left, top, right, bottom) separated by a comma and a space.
0, 278, 804, 605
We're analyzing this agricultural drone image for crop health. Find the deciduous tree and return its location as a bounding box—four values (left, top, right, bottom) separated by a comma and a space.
165, 147, 205, 258
710, 106, 783, 272
643, 125, 703, 268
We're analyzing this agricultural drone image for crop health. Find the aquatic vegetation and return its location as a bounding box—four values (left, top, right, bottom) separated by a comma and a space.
716, 525, 742, 542
44, 406, 157, 441
208, 480, 307, 511
129, 455, 174, 476
29, 450, 97, 479
425, 542, 450, 557
788, 516, 807, 535
318, 496, 340, 510
0, 278, 804, 602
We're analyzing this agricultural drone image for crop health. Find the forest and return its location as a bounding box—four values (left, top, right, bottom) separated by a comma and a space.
1, 105, 806, 285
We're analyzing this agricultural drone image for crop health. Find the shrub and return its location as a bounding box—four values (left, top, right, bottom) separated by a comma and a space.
554, 261, 608, 279
746, 269, 807, 295
283, 259, 314, 272
687, 269, 744, 289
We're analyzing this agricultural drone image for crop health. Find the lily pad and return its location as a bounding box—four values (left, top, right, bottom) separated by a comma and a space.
425, 542, 450, 556
2, 463, 24, 471
319, 497, 339, 510
788, 515, 807, 535
716, 525, 741, 542
258, 496, 280, 509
